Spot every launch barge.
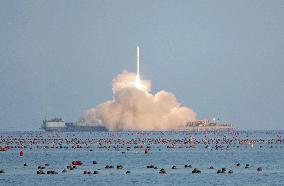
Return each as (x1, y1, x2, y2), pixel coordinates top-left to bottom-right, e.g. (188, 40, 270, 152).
(185, 118, 235, 131)
(41, 118, 108, 132)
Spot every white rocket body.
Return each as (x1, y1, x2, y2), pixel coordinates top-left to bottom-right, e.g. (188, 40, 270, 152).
(136, 46, 140, 80)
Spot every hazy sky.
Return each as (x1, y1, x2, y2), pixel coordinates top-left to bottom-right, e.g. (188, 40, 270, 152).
(0, 0, 283, 130)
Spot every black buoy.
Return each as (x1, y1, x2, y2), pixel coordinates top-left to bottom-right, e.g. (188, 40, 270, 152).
(38, 166, 45, 170)
(236, 163, 240, 167)
(159, 168, 166, 174)
(93, 161, 97, 165)
(126, 171, 131, 174)
(209, 166, 214, 169)
(0, 169, 5, 174)
(192, 168, 200, 173)
(37, 170, 45, 175)
(172, 166, 177, 170)
(24, 163, 27, 167)
(245, 164, 249, 168)
(257, 167, 262, 171)
(228, 170, 233, 174)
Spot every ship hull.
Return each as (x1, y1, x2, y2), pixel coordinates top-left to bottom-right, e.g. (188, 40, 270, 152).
(41, 126, 108, 132)
(185, 126, 235, 131)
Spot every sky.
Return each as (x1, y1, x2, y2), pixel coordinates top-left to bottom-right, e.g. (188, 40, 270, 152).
(0, 0, 283, 131)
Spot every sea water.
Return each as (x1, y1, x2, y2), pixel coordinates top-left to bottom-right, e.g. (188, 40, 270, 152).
(0, 131, 283, 186)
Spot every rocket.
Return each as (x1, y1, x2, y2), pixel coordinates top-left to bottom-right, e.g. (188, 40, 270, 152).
(136, 46, 140, 79)
(134, 46, 145, 90)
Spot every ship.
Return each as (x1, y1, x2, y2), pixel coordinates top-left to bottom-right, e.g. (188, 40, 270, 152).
(185, 118, 235, 131)
(41, 118, 108, 132)
(41, 117, 234, 132)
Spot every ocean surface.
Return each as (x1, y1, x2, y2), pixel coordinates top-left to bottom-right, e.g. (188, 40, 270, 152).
(0, 130, 283, 186)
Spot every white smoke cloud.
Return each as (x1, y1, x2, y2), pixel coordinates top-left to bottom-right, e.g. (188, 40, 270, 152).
(82, 71, 196, 131)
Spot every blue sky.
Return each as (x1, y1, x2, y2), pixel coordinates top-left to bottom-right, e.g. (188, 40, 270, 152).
(0, 0, 283, 130)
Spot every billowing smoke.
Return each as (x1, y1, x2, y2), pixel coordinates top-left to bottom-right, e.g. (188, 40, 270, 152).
(82, 71, 196, 131)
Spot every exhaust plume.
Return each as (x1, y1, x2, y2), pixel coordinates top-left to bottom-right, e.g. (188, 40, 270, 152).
(82, 71, 197, 131)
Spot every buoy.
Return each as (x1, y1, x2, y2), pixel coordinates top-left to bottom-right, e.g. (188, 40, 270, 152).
(72, 161, 82, 166)
(192, 168, 201, 173)
(147, 165, 154, 169)
(19, 151, 24, 156)
(159, 168, 166, 174)
(144, 149, 148, 154)
(38, 166, 45, 169)
(185, 164, 192, 168)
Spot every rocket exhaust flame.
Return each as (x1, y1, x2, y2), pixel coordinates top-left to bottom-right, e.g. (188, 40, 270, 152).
(82, 47, 197, 131)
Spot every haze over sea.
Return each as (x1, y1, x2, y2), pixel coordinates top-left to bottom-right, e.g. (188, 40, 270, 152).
(0, 130, 283, 185)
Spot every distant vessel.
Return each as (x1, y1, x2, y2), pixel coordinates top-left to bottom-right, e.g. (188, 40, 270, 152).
(185, 118, 235, 131)
(41, 118, 108, 132)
